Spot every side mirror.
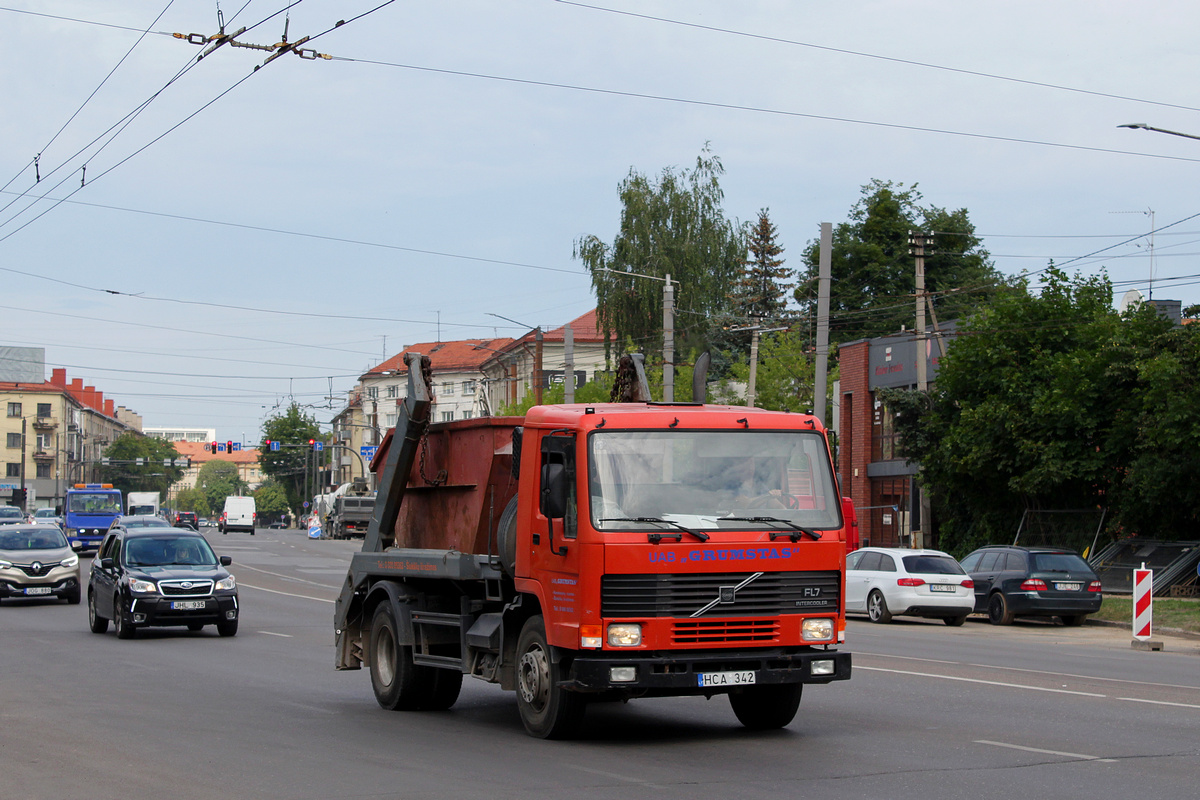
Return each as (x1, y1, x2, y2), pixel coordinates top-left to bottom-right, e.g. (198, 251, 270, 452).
(100, 557, 114, 570)
(540, 462, 568, 519)
(219, 555, 232, 566)
(70, 540, 82, 552)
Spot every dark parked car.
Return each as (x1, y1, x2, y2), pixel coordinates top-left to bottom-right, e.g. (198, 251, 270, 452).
(959, 545, 1102, 626)
(174, 511, 198, 530)
(87, 526, 238, 639)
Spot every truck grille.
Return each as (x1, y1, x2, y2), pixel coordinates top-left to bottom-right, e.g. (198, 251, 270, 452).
(601, 571, 840, 618)
(159, 580, 214, 597)
(672, 618, 779, 645)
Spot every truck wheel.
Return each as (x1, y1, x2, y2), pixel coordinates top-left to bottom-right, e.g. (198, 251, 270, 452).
(88, 589, 108, 634)
(369, 602, 433, 710)
(515, 615, 585, 739)
(729, 684, 803, 730)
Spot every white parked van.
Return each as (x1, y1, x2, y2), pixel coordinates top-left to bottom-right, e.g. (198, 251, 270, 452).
(221, 496, 256, 535)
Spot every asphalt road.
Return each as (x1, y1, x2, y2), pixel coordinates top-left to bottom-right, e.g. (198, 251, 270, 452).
(3, 528, 1197, 800)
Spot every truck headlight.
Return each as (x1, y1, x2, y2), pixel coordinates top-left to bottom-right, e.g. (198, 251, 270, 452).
(126, 577, 156, 593)
(607, 623, 642, 647)
(801, 618, 834, 641)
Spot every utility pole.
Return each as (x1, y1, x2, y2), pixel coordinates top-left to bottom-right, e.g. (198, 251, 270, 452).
(563, 325, 575, 404)
(663, 274, 675, 401)
(909, 231, 933, 392)
(908, 230, 934, 548)
(814, 222, 833, 424)
(739, 325, 786, 408)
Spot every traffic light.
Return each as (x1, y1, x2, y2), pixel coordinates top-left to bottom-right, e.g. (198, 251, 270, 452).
(211, 441, 218, 453)
(309, 438, 316, 449)
(227, 440, 233, 454)
(11, 488, 26, 509)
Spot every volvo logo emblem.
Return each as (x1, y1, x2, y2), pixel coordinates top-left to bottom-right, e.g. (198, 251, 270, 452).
(690, 572, 765, 617)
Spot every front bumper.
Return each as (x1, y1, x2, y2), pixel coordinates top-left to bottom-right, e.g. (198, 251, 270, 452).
(127, 593, 239, 627)
(0, 574, 79, 599)
(564, 646, 852, 695)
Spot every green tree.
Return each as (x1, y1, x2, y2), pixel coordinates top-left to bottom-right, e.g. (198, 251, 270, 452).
(884, 267, 1200, 552)
(197, 460, 244, 512)
(174, 486, 210, 517)
(711, 330, 829, 413)
(575, 145, 746, 363)
(100, 433, 184, 498)
(733, 208, 791, 321)
(253, 480, 290, 521)
(797, 180, 1006, 345)
(259, 403, 323, 511)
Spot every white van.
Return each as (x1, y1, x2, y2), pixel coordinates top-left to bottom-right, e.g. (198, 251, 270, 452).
(221, 496, 257, 535)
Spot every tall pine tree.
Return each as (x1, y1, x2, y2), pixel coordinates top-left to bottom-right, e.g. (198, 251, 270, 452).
(733, 208, 790, 321)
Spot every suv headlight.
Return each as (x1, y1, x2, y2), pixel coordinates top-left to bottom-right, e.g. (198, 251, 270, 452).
(60, 555, 79, 569)
(0, 559, 11, 570)
(215, 576, 236, 591)
(126, 576, 156, 593)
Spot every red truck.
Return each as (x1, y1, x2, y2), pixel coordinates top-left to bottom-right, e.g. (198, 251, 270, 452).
(335, 353, 852, 738)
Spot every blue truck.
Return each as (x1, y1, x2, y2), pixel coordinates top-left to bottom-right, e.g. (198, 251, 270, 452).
(65, 484, 123, 553)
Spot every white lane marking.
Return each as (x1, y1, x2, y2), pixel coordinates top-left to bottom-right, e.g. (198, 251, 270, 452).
(1116, 697, 1200, 710)
(232, 562, 341, 590)
(857, 666, 1106, 697)
(976, 740, 1117, 763)
(239, 582, 333, 603)
(568, 765, 660, 786)
(855, 651, 963, 665)
(258, 631, 293, 638)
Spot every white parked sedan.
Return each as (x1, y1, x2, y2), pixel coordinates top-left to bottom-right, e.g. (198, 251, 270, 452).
(845, 547, 975, 626)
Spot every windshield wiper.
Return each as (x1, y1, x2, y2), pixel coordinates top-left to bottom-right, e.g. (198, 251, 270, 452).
(721, 516, 821, 541)
(600, 517, 710, 542)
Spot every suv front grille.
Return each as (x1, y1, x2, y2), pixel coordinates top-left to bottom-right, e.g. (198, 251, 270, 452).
(159, 579, 214, 597)
(602, 571, 840, 618)
(16, 563, 54, 577)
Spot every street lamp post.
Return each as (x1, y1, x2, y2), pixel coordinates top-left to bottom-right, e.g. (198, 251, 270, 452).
(1118, 123, 1200, 141)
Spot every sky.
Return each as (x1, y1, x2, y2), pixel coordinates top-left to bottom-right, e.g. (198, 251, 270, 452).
(3, 1, 1199, 443)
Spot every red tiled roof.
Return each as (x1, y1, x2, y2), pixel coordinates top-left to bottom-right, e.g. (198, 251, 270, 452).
(365, 338, 513, 377)
(175, 441, 261, 465)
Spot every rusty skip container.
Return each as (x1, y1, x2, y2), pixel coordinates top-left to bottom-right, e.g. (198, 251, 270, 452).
(369, 416, 523, 555)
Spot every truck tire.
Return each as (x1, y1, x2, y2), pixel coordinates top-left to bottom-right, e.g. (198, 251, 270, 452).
(368, 602, 456, 711)
(497, 496, 519, 576)
(729, 684, 803, 730)
(515, 615, 585, 739)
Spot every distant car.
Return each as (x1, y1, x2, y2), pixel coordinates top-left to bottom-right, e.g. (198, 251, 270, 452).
(174, 511, 198, 530)
(846, 547, 975, 625)
(200, 518, 217, 528)
(110, 514, 174, 531)
(0, 524, 82, 604)
(959, 545, 1103, 626)
(0, 506, 25, 526)
(87, 527, 238, 639)
(31, 508, 63, 529)
(268, 520, 286, 529)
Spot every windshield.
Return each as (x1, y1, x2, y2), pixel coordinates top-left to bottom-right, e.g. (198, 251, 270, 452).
(34, 509, 57, 518)
(0, 507, 23, 519)
(0, 528, 68, 550)
(122, 535, 218, 567)
(69, 492, 121, 513)
(589, 429, 842, 531)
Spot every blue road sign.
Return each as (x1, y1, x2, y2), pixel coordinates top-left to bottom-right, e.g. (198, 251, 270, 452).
(361, 445, 378, 461)
(271, 441, 280, 451)
(315, 442, 324, 451)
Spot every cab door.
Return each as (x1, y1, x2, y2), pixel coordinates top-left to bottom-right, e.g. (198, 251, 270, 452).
(527, 431, 583, 647)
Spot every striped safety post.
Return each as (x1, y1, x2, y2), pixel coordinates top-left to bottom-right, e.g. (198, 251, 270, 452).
(1132, 566, 1153, 641)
